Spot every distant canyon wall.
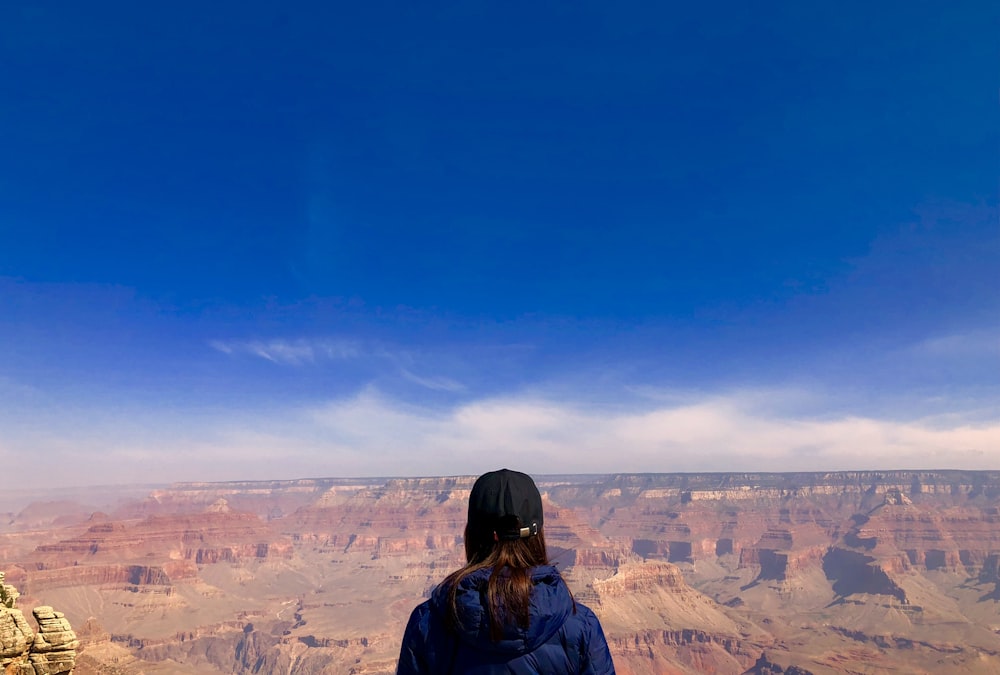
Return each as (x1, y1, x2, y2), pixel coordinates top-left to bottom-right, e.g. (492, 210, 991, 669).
(1, 470, 998, 674)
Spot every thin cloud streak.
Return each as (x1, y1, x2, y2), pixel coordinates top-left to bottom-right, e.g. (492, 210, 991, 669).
(399, 369, 467, 392)
(209, 338, 361, 365)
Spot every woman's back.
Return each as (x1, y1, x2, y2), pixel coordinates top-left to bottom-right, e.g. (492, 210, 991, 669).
(398, 565, 614, 674)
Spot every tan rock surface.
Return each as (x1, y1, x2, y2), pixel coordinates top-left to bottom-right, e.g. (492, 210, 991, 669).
(0, 608, 33, 662)
(0, 585, 78, 675)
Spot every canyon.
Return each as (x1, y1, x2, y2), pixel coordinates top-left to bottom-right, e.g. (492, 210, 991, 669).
(0, 471, 997, 674)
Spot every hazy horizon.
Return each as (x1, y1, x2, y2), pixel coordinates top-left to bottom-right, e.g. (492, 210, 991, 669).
(2, 2, 997, 489)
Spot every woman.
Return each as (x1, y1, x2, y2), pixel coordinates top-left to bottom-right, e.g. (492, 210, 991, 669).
(397, 469, 615, 674)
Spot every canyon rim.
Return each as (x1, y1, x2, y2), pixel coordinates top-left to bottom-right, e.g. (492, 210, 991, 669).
(0, 471, 997, 674)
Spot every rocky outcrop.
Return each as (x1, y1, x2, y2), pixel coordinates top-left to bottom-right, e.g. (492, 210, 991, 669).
(0, 607, 34, 668)
(592, 561, 687, 597)
(29, 607, 78, 675)
(743, 652, 815, 674)
(0, 593, 76, 675)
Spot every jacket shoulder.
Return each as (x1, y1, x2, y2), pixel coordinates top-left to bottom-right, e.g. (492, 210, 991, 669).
(561, 601, 601, 633)
(573, 602, 599, 621)
(397, 600, 436, 675)
(560, 602, 615, 674)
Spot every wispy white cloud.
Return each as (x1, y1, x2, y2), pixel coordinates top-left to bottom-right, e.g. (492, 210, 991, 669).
(4, 385, 997, 489)
(209, 335, 474, 395)
(209, 338, 361, 365)
(295, 388, 1000, 476)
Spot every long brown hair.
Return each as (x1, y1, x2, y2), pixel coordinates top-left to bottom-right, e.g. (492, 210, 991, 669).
(444, 518, 548, 641)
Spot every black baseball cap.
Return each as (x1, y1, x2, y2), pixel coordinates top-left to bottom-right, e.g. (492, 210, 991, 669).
(468, 469, 543, 540)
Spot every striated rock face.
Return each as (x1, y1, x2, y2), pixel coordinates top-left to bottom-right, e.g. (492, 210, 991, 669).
(20, 562, 195, 595)
(608, 628, 758, 674)
(0, 608, 34, 664)
(29, 606, 78, 675)
(0, 593, 77, 675)
(592, 560, 687, 597)
(34, 511, 290, 564)
(115, 478, 381, 520)
(17, 506, 290, 604)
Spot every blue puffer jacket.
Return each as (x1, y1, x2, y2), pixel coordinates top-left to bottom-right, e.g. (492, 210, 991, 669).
(396, 565, 615, 674)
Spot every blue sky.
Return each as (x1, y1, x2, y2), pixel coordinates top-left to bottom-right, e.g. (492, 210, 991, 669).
(1, 2, 997, 488)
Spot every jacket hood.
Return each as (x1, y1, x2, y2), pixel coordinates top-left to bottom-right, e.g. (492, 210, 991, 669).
(429, 565, 574, 656)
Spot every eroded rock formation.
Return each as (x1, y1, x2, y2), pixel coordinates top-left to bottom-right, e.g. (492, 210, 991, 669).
(0, 582, 76, 675)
